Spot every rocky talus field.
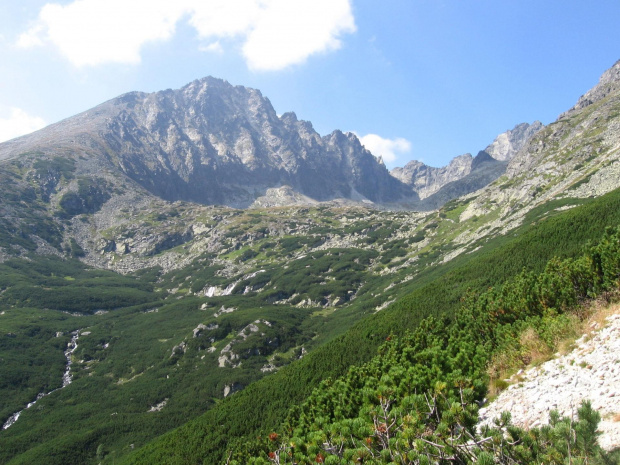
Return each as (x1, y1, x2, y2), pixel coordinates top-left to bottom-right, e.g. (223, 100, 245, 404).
(480, 304, 620, 451)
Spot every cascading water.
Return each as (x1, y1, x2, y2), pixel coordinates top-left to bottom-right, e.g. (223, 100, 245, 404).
(2, 330, 80, 430)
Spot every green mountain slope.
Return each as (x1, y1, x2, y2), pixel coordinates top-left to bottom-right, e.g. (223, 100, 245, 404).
(1, 61, 619, 464)
(227, 226, 620, 464)
(122, 187, 620, 465)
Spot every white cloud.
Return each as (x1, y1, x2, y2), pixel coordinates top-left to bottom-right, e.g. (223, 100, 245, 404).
(188, 0, 261, 38)
(17, 0, 356, 70)
(359, 134, 412, 164)
(18, 0, 184, 66)
(0, 108, 46, 143)
(199, 41, 224, 54)
(241, 0, 356, 71)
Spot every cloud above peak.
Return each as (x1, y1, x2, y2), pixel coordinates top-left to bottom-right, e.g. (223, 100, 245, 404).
(17, 0, 356, 71)
(359, 134, 412, 165)
(241, 0, 356, 71)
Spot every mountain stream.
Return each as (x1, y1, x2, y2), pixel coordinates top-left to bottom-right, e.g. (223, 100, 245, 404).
(2, 330, 81, 430)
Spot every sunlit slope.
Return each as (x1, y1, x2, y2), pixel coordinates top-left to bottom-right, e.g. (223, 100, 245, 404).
(123, 187, 620, 465)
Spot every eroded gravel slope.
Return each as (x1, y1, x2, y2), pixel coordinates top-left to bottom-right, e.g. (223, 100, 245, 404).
(479, 307, 620, 451)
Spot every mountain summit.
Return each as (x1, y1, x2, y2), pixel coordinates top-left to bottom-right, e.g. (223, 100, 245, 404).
(0, 77, 545, 210)
(0, 77, 415, 207)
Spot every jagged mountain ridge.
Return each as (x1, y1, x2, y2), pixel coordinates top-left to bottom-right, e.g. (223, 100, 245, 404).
(0, 77, 416, 208)
(390, 121, 543, 204)
(0, 61, 618, 274)
(0, 76, 544, 211)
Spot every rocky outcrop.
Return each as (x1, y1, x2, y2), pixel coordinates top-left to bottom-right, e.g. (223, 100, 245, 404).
(217, 319, 273, 368)
(483, 121, 543, 161)
(223, 382, 243, 397)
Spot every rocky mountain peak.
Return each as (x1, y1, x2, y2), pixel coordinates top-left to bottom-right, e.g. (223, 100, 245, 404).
(184, 75, 231, 89)
(449, 152, 474, 167)
(0, 77, 415, 208)
(561, 59, 620, 117)
(279, 111, 298, 124)
(600, 59, 620, 82)
(483, 121, 544, 162)
(470, 150, 495, 170)
(398, 159, 425, 171)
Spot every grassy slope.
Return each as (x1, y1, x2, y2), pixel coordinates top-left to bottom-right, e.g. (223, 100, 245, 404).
(0, 257, 164, 423)
(123, 187, 620, 465)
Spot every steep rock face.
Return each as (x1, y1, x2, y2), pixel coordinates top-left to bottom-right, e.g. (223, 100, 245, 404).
(560, 59, 620, 118)
(0, 77, 414, 207)
(483, 121, 544, 161)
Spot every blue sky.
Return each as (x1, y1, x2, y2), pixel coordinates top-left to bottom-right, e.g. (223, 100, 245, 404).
(0, 1, 619, 169)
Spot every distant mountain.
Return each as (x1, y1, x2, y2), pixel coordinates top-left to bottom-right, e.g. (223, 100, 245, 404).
(415, 150, 508, 211)
(0, 77, 545, 212)
(390, 121, 543, 209)
(390, 153, 474, 199)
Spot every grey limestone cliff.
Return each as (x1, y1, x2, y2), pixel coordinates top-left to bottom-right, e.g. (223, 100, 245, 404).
(484, 121, 544, 161)
(0, 77, 415, 208)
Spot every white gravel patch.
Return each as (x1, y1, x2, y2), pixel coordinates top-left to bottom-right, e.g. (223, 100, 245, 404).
(479, 311, 620, 451)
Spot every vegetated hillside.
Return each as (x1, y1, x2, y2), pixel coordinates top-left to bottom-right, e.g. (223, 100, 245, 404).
(123, 187, 620, 465)
(225, 226, 620, 464)
(0, 60, 619, 464)
(3, 187, 620, 465)
(0, 200, 551, 464)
